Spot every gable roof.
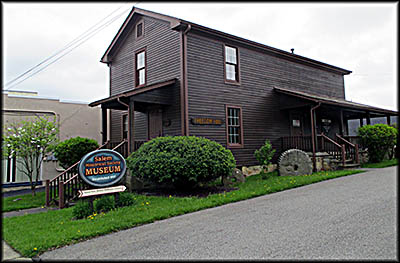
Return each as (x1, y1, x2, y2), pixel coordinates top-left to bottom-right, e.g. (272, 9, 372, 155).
(100, 6, 352, 75)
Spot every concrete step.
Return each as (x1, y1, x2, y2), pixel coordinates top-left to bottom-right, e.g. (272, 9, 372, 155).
(339, 163, 361, 169)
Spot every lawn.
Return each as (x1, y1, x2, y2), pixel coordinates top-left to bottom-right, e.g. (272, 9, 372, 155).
(2, 191, 46, 212)
(2, 169, 364, 258)
(361, 159, 398, 168)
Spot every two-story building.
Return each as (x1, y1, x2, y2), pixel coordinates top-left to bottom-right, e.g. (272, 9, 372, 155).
(89, 7, 397, 169)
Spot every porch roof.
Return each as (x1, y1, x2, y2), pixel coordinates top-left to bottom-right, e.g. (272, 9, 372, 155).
(89, 78, 177, 108)
(273, 86, 397, 116)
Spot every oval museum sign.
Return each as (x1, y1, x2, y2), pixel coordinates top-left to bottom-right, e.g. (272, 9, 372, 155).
(78, 149, 127, 187)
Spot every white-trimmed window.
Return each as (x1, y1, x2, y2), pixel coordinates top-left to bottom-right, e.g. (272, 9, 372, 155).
(135, 49, 146, 87)
(225, 45, 239, 82)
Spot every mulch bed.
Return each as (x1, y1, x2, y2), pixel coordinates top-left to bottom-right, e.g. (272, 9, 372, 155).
(134, 185, 238, 198)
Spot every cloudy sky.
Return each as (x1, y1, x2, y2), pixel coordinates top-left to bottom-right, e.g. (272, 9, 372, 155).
(2, 2, 397, 111)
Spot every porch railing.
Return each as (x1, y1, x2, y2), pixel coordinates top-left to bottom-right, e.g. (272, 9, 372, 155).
(335, 133, 359, 164)
(280, 135, 313, 152)
(318, 133, 345, 167)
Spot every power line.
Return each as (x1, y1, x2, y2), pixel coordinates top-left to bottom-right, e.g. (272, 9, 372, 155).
(5, 7, 132, 91)
(4, 5, 126, 88)
(4, 2, 139, 90)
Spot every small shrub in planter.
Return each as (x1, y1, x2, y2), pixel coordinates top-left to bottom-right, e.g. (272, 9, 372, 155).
(94, 195, 115, 213)
(358, 124, 397, 163)
(115, 192, 136, 207)
(126, 136, 236, 189)
(53, 137, 99, 169)
(72, 200, 93, 219)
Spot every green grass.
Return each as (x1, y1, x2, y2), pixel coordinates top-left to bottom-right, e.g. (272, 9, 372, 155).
(2, 191, 46, 212)
(3, 169, 364, 258)
(361, 159, 398, 168)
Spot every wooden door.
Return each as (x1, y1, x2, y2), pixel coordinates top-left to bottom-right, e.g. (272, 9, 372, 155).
(148, 109, 163, 140)
(290, 112, 304, 136)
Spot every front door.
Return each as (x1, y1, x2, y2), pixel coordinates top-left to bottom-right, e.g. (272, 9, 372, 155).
(290, 112, 304, 136)
(148, 108, 163, 140)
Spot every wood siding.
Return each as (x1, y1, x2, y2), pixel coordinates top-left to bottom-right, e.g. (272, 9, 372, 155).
(109, 15, 182, 142)
(186, 30, 346, 166)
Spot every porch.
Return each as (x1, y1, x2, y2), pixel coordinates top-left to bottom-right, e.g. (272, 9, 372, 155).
(274, 87, 397, 171)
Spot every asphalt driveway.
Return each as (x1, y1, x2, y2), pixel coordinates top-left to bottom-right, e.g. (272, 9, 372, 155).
(40, 166, 397, 260)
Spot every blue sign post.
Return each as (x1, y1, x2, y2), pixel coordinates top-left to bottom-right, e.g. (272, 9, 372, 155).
(78, 149, 127, 188)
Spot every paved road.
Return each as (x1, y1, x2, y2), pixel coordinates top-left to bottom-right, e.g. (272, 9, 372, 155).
(40, 167, 397, 260)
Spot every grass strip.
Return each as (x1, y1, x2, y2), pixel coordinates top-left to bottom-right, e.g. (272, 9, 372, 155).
(2, 191, 46, 212)
(361, 159, 398, 168)
(3, 169, 363, 258)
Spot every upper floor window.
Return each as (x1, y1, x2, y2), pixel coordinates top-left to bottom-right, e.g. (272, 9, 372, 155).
(135, 49, 146, 87)
(136, 22, 143, 38)
(224, 45, 239, 83)
(226, 105, 243, 147)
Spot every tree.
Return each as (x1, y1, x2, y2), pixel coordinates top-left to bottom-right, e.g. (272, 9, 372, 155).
(2, 116, 59, 196)
(53, 137, 99, 169)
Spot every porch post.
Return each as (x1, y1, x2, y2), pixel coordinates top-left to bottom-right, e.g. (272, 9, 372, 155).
(310, 102, 321, 172)
(366, 111, 371, 125)
(339, 109, 345, 135)
(359, 118, 363, 127)
(101, 106, 108, 144)
(128, 99, 135, 154)
(313, 109, 318, 152)
(386, 115, 391, 125)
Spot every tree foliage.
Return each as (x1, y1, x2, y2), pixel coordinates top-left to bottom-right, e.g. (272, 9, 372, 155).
(53, 136, 99, 169)
(2, 116, 59, 195)
(358, 124, 397, 163)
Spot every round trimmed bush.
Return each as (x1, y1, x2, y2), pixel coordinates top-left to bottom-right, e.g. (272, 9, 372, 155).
(126, 136, 236, 189)
(53, 136, 99, 168)
(358, 124, 397, 163)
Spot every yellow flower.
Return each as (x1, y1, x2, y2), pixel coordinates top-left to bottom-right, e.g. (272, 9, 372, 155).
(169, 195, 172, 198)
(78, 230, 80, 232)
(93, 213, 97, 216)
(33, 248, 37, 251)
(146, 202, 150, 205)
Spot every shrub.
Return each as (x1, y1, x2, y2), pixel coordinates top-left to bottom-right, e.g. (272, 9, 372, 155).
(53, 137, 99, 169)
(126, 136, 236, 189)
(72, 200, 93, 219)
(115, 192, 136, 207)
(358, 124, 398, 163)
(254, 139, 276, 170)
(94, 195, 115, 213)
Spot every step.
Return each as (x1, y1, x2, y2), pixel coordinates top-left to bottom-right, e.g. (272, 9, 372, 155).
(339, 163, 361, 169)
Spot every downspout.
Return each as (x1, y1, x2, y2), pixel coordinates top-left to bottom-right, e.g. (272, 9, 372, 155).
(181, 24, 191, 136)
(310, 102, 321, 172)
(117, 97, 129, 109)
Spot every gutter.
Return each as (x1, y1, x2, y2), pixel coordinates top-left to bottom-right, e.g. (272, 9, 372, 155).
(180, 24, 191, 136)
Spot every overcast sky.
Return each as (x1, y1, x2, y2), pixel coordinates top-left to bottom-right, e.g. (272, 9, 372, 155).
(2, 2, 398, 111)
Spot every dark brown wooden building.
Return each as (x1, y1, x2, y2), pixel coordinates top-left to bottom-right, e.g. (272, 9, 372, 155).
(90, 7, 397, 168)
